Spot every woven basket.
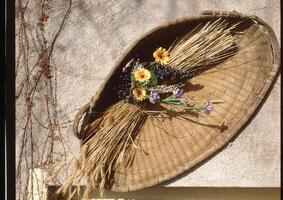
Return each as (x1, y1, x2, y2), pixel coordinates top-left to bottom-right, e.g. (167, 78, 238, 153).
(73, 10, 280, 192)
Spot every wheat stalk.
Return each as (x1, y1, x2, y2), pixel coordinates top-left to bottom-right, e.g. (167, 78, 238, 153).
(57, 101, 145, 199)
(169, 18, 240, 72)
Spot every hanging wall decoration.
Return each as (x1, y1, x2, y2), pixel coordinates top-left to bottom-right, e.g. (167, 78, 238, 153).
(57, 11, 280, 199)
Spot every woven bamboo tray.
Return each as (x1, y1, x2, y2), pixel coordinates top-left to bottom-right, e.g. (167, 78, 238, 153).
(73, 10, 280, 192)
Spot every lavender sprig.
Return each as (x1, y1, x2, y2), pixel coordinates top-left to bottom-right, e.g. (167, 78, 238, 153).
(149, 91, 160, 104)
(150, 88, 213, 114)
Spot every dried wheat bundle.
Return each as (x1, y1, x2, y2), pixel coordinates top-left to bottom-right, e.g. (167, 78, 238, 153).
(169, 19, 239, 72)
(57, 101, 145, 199)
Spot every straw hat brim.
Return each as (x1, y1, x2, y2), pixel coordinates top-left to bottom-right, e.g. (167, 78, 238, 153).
(74, 11, 280, 192)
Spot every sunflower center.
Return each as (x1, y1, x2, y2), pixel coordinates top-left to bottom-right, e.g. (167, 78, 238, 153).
(157, 53, 163, 59)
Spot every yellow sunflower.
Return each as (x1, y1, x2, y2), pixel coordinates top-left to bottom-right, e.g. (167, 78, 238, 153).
(133, 68, 151, 83)
(132, 87, 146, 101)
(153, 47, 170, 65)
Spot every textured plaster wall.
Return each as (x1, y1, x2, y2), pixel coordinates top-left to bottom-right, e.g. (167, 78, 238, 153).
(18, 0, 280, 193)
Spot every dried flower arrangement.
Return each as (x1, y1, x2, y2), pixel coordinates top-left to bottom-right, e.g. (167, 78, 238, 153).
(57, 19, 239, 199)
(115, 56, 210, 113)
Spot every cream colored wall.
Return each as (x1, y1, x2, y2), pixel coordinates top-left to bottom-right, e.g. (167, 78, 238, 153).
(59, 188, 280, 200)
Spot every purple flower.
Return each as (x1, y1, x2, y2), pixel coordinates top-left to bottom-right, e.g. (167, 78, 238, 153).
(172, 88, 184, 98)
(149, 91, 160, 104)
(203, 101, 213, 115)
(180, 98, 188, 105)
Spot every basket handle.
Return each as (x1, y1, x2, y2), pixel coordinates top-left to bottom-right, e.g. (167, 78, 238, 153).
(73, 97, 96, 140)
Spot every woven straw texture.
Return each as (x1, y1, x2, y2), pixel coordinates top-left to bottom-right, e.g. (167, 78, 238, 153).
(74, 11, 280, 192)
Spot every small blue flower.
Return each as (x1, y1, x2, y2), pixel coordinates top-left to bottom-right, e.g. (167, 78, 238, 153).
(180, 98, 188, 105)
(203, 101, 213, 115)
(172, 88, 184, 98)
(149, 91, 160, 104)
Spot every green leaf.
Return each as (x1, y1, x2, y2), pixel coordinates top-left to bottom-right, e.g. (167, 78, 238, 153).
(148, 70, 158, 86)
